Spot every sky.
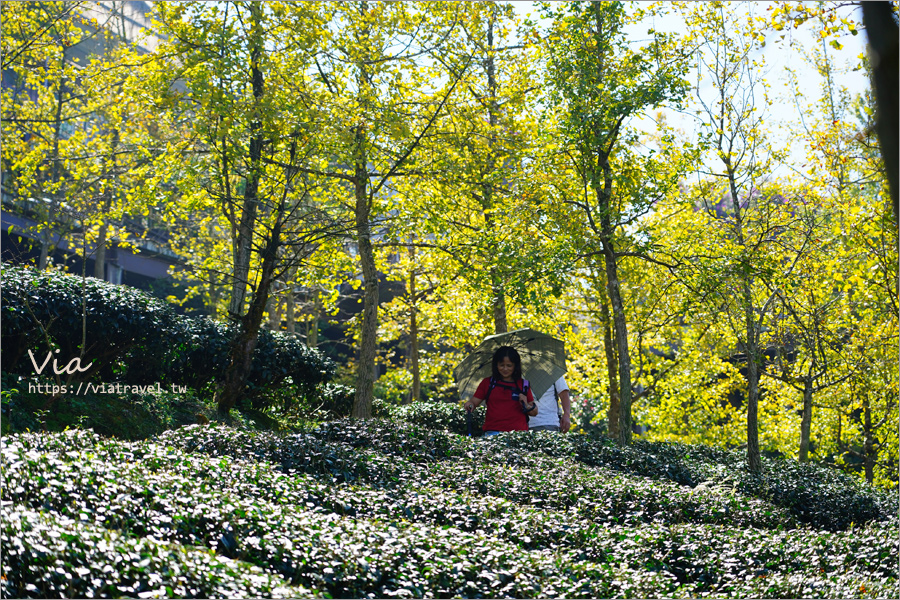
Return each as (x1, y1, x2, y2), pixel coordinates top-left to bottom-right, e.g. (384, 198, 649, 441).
(509, 1, 873, 180)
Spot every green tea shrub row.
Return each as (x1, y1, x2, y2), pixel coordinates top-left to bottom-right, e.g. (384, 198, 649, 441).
(1, 507, 308, 599)
(380, 400, 486, 436)
(3, 430, 897, 599)
(156, 425, 797, 530)
(2, 264, 173, 379)
(166, 420, 893, 531)
(370, 404, 896, 531)
(1, 434, 618, 598)
(1, 265, 334, 409)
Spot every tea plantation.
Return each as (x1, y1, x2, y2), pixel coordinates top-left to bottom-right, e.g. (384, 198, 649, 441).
(2, 411, 898, 599)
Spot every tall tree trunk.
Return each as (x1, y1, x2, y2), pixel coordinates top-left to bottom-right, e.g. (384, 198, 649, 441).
(744, 333, 762, 472)
(218, 228, 281, 415)
(599, 283, 620, 439)
(408, 245, 420, 404)
(286, 285, 296, 334)
(483, 14, 507, 335)
(267, 285, 280, 330)
(491, 277, 508, 334)
(861, 1, 899, 226)
(353, 160, 378, 419)
(208, 276, 220, 319)
(227, 5, 264, 320)
(40, 57, 67, 270)
(863, 392, 875, 484)
(596, 156, 632, 445)
(218, 3, 266, 415)
(798, 377, 814, 462)
(94, 129, 119, 280)
(94, 224, 108, 280)
(724, 154, 762, 473)
(307, 304, 319, 347)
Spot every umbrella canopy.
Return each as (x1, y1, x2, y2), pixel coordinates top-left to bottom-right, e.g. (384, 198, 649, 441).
(453, 328, 567, 403)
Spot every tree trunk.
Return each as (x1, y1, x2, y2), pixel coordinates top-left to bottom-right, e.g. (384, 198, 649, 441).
(218, 224, 281, 414)
(743, 309, 762, 473)
(599, 285, 620, 439)
(798, 377, 814, 462)
(227, 5, 264, 321)
(208, 277, 220, 319)
(307, 313, 319, 347)
(40, 57, 67, 270)
(286, 286, 296, 334)
(267, 286, 280, 330)
(218, 3, 267, 415)
(861, 1, 899, 226)
(94, 128, 119, 280)
(863, 392, 875, 484)
(94, 224, 108, 280)
(605, 243, 632, 446)
(595, 158, 632, 445)
(484, 13, 508, 335)
(352, 145, 378, 418)
(408, 245, 420, 404)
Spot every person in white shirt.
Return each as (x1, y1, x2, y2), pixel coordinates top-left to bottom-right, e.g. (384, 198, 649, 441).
(529, 376, 571, 432)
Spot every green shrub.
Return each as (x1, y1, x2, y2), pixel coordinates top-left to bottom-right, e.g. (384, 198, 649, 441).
(376, 402, 897, 531)
(1, 264, 178, 379)
(2, 507, 308, 599)
(382, 400, 485, 436)
(311, 383, 356, 418)
(1, 265, 335, 411)
(3, 427, 897, 599)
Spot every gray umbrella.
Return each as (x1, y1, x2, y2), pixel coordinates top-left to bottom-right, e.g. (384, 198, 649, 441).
(453, 328, 567, 403)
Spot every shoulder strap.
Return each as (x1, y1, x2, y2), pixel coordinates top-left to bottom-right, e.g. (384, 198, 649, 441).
(485, 377, 498, 404)
(554, 383, 561, 418)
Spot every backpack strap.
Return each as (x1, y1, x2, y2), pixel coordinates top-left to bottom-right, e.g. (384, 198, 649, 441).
(554, 383, 562, 419)
(484, 377, 498, 404)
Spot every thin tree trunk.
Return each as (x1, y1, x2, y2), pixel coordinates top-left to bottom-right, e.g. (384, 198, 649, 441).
(798, 378, 814, 462)
(286, 285, 296, 334)
(208, 276, 220, 319)
(744, 339, 762, 472)
(307, 308, 319, 347)
(483, 14, 507, 335)
(408, 245, 420, 404)
(218, 3, 266, 415)
(599, 285, 620, 439)
(267, 286, 280, 330)
(218, 228, 281, 414)
(94, 129, 119, 280)
(227, 6, 264, 320)
(724, 152, 762, 473)
(40, 56, 67, 270)
(605, 243, 632, 445)
(863, 392, 875, 484)
(94, 225, 108, 279)
(353, 160, 378, 419)
(596, 158, 632, 445)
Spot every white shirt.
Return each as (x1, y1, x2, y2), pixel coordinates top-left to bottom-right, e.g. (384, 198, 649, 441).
(529, 376, 568, 428)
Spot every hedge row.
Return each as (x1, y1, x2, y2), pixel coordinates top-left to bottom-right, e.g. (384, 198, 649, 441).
(2, 428, 897, 599)
(1, 265, 334, 408)
(371, 402, 896, 531)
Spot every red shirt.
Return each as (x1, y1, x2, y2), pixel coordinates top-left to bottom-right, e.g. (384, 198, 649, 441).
(475, 377, 535, 432)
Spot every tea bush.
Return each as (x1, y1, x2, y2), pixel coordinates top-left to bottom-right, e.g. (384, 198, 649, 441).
(380, 400, 486, 436)
(1, 265, 334, 411)
(2, 422, 897, 599)
(1, 264, 177, 379)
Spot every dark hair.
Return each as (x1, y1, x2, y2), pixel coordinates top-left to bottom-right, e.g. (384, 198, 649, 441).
(491, 346, 522, 381)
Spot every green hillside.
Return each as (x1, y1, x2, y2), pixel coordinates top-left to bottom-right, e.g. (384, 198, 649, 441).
(2, 412, 897, 599)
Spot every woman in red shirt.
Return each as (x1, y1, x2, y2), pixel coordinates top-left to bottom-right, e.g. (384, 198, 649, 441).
(464, 346, 537, 435)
